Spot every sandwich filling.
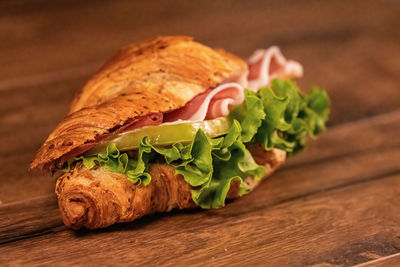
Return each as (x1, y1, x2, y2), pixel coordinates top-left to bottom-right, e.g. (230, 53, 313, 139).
(61, 47, 330, 208)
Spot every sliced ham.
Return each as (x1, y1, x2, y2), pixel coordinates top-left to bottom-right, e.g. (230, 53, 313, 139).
(221, 69, 249, 88)
(247, 46, 303, 91)
(205, 83, 244, 120)
(164, 83, 245, 122)
(119, 113, 163, 132)
(165, 47, 303, 122)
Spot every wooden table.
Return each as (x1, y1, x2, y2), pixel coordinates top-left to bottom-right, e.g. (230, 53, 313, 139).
(1, 0, 400, 265)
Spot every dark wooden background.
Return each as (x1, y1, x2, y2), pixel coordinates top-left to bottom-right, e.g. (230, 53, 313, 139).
(1, 0, 400, 265)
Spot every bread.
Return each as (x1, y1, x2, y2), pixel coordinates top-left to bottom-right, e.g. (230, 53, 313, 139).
(56, 148, 285, 229)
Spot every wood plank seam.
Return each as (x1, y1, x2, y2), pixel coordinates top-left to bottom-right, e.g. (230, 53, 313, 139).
(327, 108, 400, 133)
(0, 225, 65, 246)
(354, 252, 400, 267)
(285, 144, 400, 171)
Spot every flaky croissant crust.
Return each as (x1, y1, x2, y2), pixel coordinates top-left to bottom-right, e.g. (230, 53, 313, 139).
(30, 36, 247, 170)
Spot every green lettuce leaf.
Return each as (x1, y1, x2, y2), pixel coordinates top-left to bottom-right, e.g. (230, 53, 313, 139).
(255, 79, 330, 154)
(175, 129, 214, 187)
(70, 142, 153, 185)
(239, 90, 266, 142)
(189, 120, 264, 208)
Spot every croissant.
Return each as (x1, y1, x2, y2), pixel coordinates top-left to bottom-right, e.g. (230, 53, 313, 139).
(31, 36, 330, 229)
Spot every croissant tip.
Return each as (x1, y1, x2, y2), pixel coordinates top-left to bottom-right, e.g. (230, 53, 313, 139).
(62, 199, 87, 229)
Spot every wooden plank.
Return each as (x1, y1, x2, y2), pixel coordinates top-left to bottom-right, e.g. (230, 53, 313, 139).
(0, 0, 399, 82)
(0, 196, 63, 245)
(1, 0, 400, 124)
(1, 169, 399, 265)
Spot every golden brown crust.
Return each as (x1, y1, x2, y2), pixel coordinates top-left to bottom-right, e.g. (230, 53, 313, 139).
(30, 36, 247, 170)
(56, 148, 286, 229)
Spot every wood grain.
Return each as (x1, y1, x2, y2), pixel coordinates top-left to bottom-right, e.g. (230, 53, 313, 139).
(1, 0, 398, 81)
(1, 0, 400, 265)
(0, 196, 62, 245)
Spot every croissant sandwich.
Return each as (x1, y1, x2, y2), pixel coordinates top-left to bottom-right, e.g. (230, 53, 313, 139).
(30, 36, 330, 229)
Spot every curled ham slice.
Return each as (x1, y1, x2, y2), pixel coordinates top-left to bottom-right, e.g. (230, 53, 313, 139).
(247, 46, 303, 91)
(165, 47, 303, 122)
(164, 83, 245, 122)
